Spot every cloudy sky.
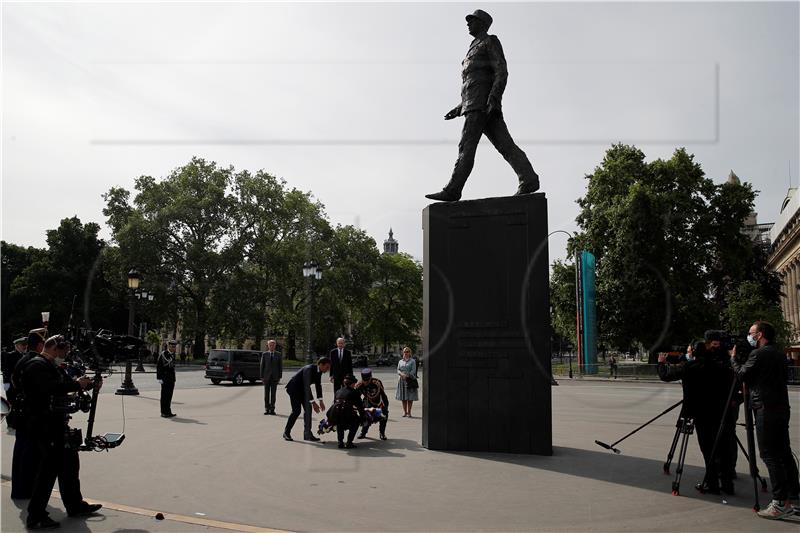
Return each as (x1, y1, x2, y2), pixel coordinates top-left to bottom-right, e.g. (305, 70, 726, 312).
(2, 1, 798, 263)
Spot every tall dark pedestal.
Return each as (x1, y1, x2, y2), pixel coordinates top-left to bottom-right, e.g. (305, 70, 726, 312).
(422, 193, 552, 455)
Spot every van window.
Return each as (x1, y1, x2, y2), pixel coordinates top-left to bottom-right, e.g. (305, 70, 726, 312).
(234, 351, 260, 364)
(208, 350, 230, 363)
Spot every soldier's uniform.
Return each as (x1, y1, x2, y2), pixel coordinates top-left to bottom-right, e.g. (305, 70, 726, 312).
(433, 9, 539, 201)
(10, 328, 46, 499)
(355, 368, 389, 440)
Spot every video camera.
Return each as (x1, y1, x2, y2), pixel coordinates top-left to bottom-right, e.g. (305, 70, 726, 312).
(67, 328, 145, 371)
(61, 328, 140, 452)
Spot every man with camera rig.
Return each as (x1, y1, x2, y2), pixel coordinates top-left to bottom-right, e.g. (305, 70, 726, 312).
(733, 321, 800, 519)
(658, 331, 737, 496)
(20, 334, 103, 529)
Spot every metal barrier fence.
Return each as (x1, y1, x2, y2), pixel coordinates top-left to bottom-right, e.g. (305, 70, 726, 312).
(551, 361, 800, 385)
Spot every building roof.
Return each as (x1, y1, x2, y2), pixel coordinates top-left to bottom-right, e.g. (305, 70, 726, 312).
(771, 187, 799, 244)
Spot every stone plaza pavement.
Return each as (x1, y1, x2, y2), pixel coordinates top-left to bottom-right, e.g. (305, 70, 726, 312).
(2, 368, 799, 532)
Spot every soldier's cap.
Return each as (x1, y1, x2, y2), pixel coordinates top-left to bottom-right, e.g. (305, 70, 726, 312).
(168, 340, 178, 345)
(14, 337, 28, 345)
(343, 374, 358, 384)
(360, 368, 373, 378)
(466, 9, 493, 28)
(27, 328, 47, 346)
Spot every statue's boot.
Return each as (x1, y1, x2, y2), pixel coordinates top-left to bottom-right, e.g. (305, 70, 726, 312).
(515, 175, 540, 195)
(425, 189, 461, 202)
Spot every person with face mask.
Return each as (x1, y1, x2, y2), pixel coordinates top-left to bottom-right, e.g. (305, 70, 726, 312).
(20, 334, 103, 529)
(658, 337, 737, 496)
(733, 321, 799, 520)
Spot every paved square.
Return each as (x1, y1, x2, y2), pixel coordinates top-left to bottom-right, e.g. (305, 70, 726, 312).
(2, 368, 798, 532)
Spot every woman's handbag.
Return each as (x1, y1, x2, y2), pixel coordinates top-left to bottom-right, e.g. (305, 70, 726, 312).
(406, 375, 419, 390)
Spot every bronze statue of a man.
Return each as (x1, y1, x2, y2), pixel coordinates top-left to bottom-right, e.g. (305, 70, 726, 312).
(426, 10, 540, 202)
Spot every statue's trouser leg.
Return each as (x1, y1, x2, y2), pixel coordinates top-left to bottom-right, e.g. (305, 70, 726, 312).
(444, 112, 488, 195)
(484, 113, 539, 188)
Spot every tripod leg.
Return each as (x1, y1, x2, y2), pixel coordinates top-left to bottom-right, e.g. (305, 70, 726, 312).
(664, 419, 683, 474)
(672, 420, 693, 496)
(735, 434, 768, 492)
(742, 385, 761, 512)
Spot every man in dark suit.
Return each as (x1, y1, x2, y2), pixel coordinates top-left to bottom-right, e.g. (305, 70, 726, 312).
(283, 357, 330, 442)
(425, 9, 539, 202)
(260, 339, 283, 415)
(328, 337, 353, 392)
(156, 340, 177, 418)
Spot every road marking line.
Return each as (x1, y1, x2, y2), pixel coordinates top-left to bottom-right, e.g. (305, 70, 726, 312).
(1, 480, 291, 533)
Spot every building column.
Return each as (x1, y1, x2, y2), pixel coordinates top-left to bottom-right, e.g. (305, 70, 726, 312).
(791, 263, 799, 334)
(781, 267, 790, 324)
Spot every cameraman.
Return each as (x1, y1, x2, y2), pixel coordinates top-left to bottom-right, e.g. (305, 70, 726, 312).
(733, 321, 799, 520)
(22, 335, 103, 529)
(658, 334, 737, 495)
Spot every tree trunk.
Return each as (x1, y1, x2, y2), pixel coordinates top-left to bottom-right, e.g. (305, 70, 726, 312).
(286, 329, 296, 360)
(194, 331, 205, 359)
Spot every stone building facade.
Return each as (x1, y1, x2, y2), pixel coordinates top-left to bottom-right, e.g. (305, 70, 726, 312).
(767, 187, 800, 344)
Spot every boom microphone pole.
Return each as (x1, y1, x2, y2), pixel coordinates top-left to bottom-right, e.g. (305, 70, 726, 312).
(596, 399, 683, 454)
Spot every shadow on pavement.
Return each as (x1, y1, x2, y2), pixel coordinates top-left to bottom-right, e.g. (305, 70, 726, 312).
(449, 446, 764, 510)
(168, 417, 206, 425)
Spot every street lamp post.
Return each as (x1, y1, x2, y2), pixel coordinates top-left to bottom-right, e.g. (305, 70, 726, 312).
(302, 262, 322, 364)
(117, 268, 141, 395)
(134, 291, 154, 372)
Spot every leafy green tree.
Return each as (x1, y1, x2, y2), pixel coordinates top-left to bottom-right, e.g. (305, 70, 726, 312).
(103, 158, 246, 358)
(550, 260, 577, 348)
(3, 218, 127, 343)
(2, 241, 47, 345)
(571, 144, 768, 362)
(723, 281, 793, 345)
(364, 253, 422, 353)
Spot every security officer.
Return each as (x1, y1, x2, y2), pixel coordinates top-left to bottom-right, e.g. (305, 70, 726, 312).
(23, 335, 102, 529)
(426, 9, 540, 202)
(10, 328, 46, 499)
(355, 368, 389, 440)
(658, 338, 737, 495)
(157, 340, 177, 418)
(2, 335, 28, 401)
(260, 339, 283, 415)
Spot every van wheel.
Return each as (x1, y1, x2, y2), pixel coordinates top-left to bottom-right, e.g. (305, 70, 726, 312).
(210, 378, 221, 385)
(233, 373, 245, 386)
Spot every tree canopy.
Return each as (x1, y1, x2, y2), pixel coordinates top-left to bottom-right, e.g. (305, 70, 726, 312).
(560, 144, 785, 360)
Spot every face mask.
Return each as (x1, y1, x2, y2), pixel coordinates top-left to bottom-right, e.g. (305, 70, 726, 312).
(685, 353, 693, 361)
(747, 334, 758, 347)
(54, 356, 65, 366)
